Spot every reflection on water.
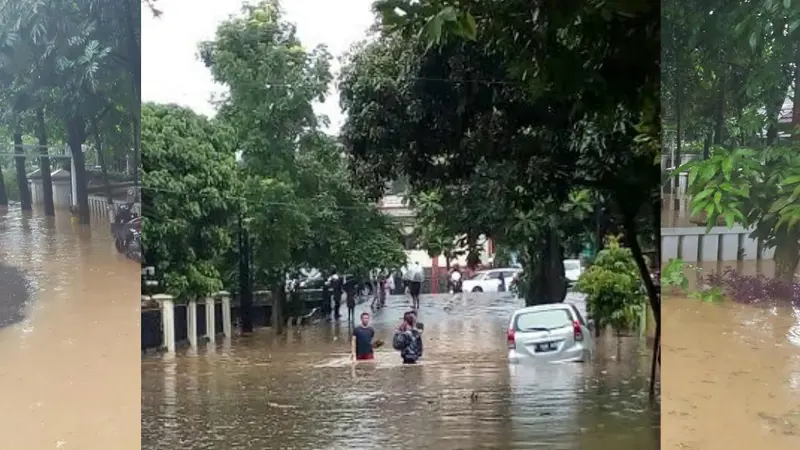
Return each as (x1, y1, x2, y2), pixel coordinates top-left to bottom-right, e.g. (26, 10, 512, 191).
(662, 261, 800, 449)
(0, 205, 140, 449)
(142, 293, 659, 449)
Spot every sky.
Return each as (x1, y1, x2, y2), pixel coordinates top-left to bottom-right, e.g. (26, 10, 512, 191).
(142, 0, 375, 133)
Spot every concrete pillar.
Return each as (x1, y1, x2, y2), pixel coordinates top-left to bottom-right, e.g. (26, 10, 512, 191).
(218, 291, 232, 338)
(153, 294, 175, 354)
(187, 298, 198, 349)
(205, 295, 216, 344)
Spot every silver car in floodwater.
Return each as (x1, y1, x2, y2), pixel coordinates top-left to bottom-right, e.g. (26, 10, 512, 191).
(507, 303, 594, 363)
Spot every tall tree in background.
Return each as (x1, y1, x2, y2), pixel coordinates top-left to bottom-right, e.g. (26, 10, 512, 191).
(0, 0, 140, 222)
(665, 0, 800, 280)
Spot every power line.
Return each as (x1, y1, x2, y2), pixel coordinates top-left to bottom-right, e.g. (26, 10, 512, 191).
(140, 185, 401, 212)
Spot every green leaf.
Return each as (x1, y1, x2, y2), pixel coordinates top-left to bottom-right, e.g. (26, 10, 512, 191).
(722, 157, 733, 180)
(438, 6, 458, 22)
(693, 189, 713, 202)
(749, 32, 757, 49)
(723, 212, 735, 228)
(779, 175, 800, 186)
(461, 11, 477, 40)
(713, 191, 722, 205)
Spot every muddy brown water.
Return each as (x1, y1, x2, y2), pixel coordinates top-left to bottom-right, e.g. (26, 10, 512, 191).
(662, 261, 800, 449)
(0, 205, 141, 449)
(142, 293, 659, 449)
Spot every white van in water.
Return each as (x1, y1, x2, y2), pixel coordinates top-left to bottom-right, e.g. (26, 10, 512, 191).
(507, 303, 594, 363)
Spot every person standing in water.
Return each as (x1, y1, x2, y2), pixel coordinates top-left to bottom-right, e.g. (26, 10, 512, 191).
(351, 312, 376, 361)
(409, 262, 423, 309)
(330, 271, 343, 320)
(392, 311, 423, 364)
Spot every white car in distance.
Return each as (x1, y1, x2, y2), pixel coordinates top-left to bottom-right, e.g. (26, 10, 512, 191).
(461, 268, 522, 293)
(564, 259, 583, 284)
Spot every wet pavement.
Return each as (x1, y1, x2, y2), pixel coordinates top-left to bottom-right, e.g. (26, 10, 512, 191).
(0, 204, 141, 449)
(662, 261, 800, 450)
(142, 292, 660, 449)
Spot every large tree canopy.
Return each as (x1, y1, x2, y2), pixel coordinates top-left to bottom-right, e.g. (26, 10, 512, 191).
(339, 0, 659, 312)
(0, 0, 140, 222)
(664, 0, 800, 280)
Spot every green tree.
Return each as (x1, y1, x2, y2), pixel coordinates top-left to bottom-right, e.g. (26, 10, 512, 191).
(141, 103, 239, 300)
(0, 0, 140, 222)
(198, 1, 407, 332)
(339, 1, 659, 310)
(576, 239, 646, 335)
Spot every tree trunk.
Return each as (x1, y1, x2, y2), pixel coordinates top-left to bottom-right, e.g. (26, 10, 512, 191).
(673, 71, 682, 205)
(125, 0, 141, 202)
(713, 78, 725, 147)
(525, 225, 566, 306)
(0, 165, 7, 206)
(273, 282, 286, 335)
(774, 236, 800, 283)
(13, 130, 32, 211)
(238, 215, 254, 333)
(619, 205, 660, 399)
(793, 51, 800, 141)
(702, 132, 712, 160)
(36, 109, 55, 217)
(91, 120, 114, 205)
(649, 315, 661, 399)
(67, 117, 91, 225)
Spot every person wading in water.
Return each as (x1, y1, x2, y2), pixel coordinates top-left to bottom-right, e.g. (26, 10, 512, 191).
(330, 271, 343, 320)
(351, 312, 376, 361)
(392, 311, 423, 364)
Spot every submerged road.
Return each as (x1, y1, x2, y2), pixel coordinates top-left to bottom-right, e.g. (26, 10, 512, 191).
(0, 204, 141, 449)
(142, 292, 659, 449)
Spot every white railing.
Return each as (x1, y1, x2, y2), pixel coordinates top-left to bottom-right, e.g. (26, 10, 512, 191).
(661, 225, 772, 262)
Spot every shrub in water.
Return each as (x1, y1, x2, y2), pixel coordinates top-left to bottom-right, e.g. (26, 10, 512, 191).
(705, 268, 799, 307)
(576, 240, 645, 333)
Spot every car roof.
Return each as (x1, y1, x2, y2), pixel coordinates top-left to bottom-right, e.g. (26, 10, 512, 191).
(512, 303, 575, 315)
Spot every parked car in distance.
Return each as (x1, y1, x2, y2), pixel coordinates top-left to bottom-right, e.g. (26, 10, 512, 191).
(507, 303, 594, 363)
(563, 259, 583, 283)
(461, 268, 522, 293)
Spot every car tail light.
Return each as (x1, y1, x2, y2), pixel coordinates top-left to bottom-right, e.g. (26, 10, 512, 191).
(573, 320, 583, 342)
(506, 328, 516, 349)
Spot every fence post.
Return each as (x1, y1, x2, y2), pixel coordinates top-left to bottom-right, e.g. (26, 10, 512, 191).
(152, 293, 175, 354)
(187, 298, 198, 348)
(218, 291, 232, 338)
(205, 295, 216, 344)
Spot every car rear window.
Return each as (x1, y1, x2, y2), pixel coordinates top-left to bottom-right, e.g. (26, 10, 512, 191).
(514, 309, 573, 331)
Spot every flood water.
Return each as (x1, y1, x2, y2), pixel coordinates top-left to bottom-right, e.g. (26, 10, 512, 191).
(662, 261, 800, 449)
(142, 293, 659, 449)
(0, 204, 141, 449)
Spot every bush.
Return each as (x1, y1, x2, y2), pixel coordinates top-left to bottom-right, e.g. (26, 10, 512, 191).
(706, 268, 799, 307)
(575, 241, 646, 333)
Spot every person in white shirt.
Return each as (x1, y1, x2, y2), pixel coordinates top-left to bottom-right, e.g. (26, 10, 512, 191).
(409, 262, 424, 309)
(449, 264, 463, 294)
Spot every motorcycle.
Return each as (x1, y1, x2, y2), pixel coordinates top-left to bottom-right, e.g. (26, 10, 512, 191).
(126, 229, 142, 262)
(112, 203, 140, 254)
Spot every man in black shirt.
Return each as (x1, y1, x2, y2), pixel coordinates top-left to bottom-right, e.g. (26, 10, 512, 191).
(351, 312, 375, 361)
